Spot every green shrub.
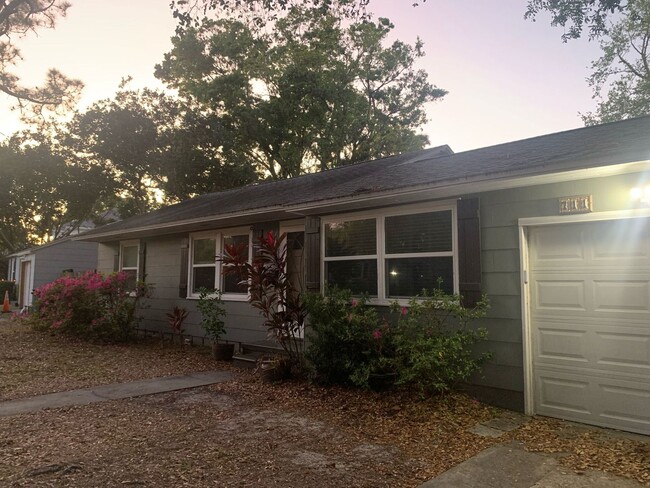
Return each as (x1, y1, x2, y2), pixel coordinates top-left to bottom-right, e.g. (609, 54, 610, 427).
(0, 280, 16, 302)
(305, 287, 392, 387)
(196, 288, 227, 341)
(392, 288, 491, 395)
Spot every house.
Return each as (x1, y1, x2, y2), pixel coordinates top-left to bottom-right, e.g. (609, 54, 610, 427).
(7, 238, 99, 308)
(78, 116, 650, 436)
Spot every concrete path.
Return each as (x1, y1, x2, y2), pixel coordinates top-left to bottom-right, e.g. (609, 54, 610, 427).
(419, 441, 645, 488)
(0, 370, 234, 417)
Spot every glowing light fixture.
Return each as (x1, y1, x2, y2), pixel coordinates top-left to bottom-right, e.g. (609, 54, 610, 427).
(631, 185, 650, 206)
(390, 270, 398, 276)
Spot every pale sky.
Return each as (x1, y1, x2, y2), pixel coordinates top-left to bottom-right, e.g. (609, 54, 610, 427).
(0, 0, 603, 152)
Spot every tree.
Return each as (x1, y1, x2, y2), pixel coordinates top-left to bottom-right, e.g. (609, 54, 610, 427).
(64, 87, 258, 215)
(582, 0, 650, 124)
(156, 6, 446, 178)
(525, 0, 650, 124)
(525, 0, 625, 41)
(0, 142, 108, 254)
(0, 0, 82, 115)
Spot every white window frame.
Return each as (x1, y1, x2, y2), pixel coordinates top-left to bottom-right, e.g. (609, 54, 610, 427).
(321, 201, 458, 305)
(119, 240, 140, 278)
(188, 227, 252, 301)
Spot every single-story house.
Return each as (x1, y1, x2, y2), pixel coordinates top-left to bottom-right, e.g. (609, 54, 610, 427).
(78, 116, 650, 435)
(7, 238, 99, 308)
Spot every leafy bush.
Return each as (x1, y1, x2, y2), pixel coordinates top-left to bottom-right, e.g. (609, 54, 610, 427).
(0, 280, 16, 302)
(305, 284, 491, 394)
(305, 287, 393, 387)
(392, 288, 491, 395)
(196, 288, 227, 341)
(26, 271, 151, 342)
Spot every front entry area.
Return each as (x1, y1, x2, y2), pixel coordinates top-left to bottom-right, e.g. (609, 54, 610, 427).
(527, 217, 650, 435)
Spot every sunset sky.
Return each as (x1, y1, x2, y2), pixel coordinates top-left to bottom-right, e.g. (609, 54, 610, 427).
(0, 0, 603, 152)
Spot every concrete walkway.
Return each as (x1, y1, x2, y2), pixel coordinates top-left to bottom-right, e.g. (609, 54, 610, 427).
(420, 441, 645, 488)
(0, 370, 234, 417)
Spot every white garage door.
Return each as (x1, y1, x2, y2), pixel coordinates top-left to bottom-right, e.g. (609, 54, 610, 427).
(529, 218, 650, 435)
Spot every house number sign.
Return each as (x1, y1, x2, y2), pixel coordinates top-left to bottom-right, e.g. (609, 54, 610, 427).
(559, 195, 593, 214)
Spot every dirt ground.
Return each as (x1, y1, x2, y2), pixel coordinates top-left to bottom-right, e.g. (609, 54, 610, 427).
(1, 318, 648, 487)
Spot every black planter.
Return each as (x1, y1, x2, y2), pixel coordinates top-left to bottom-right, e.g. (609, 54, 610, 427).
(212, 342, 235, 361)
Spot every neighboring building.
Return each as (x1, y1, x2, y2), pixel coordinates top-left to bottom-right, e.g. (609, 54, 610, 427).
(78, 116, 650, 436)
(7, 238, 99, 308)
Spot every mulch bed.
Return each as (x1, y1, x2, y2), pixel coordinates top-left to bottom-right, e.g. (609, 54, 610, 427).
(0, 319, 648, 486)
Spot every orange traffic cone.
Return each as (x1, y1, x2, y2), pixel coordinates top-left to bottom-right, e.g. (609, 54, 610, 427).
(2, 290, 10, 313)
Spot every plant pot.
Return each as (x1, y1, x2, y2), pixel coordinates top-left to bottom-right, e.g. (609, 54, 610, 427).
(212, 342, 235, 361)
(368, 372, 397, 392)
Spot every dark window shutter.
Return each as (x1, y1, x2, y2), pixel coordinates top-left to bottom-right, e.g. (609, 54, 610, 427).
(304, 216, 321, 292)
(457, 198, 482, 307)
(113, 247, 120, 273)
(179, 238, 189, 298)
(138, 240, 147, 282)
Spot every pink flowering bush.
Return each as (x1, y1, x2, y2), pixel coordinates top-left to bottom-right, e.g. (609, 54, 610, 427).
(27, 271, 151, 342)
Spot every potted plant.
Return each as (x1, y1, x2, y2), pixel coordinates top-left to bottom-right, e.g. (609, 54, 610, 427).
(196, 288, 234, 361)
(166, 306, 189, 347)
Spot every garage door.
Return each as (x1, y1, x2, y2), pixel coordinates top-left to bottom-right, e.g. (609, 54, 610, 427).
(529, 218, 650, 435)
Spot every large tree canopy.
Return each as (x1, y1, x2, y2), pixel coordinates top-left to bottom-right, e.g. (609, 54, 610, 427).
(525, 0, 624, 41)
(0, 0, 82, 115)
(157, 6, 445, 178)
(64, 87, 258, 216)
(0, 142, 108, 254)
(525, 0, 650, 124)
(582, 0, 650, 124)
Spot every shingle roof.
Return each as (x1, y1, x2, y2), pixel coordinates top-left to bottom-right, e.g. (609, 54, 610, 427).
(80, 115, 650, 239)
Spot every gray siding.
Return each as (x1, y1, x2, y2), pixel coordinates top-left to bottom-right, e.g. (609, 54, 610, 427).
(472, 170, 644, 409)
(136, 235, 266, 343)
(97, 243, 118, 274)
(32, 241, 98, 289)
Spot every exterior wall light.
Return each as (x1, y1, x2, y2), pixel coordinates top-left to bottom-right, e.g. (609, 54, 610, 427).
(631, 185, 650, 206)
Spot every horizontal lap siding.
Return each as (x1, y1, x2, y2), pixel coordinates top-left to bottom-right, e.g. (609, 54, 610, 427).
(137, 236, 265, 343)
(97, 243, 117, 274)
(472, 171, 646, 410)
(33, 242, 98, 288)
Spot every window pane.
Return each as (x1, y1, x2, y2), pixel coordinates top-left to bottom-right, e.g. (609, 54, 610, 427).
(325, 219, 376, 257)
(221, 234, 248, 294)
(385, 210, 452, 254)
(194, 238, 216, 264)
(222, 272, 246, 294)
(223, 234, 249, 252)
(325, 260, 377, 296)
(123, 269, 137, 291)
(122, 245, 138, 268)
(193, 266, 216, 293)
(386, 257, 453, 297)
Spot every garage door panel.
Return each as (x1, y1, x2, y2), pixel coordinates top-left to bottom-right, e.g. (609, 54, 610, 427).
(536, 374, 592, 415)
(590, 220, 650, 264)
(530, 226, 585, 264)
(596, 332, 650, 370)
(535, 327, 589, 363)
(593, 279, 650, 313)
(599, 383, 650, 430)
(529, 218, 650, 435)
(534, 280, 586, 311)
(534, 319, 650, 375)
(536, 372, 650, 435)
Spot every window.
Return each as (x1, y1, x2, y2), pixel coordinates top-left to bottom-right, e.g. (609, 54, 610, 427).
(323, 204, 457, 302)
(120, 240, 139, 290)
(189, 229, 251, 299)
